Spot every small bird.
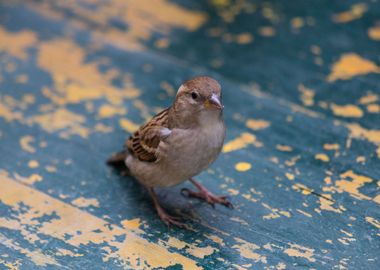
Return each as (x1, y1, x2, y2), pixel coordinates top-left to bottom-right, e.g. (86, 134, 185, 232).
(107, 76, 232, 227)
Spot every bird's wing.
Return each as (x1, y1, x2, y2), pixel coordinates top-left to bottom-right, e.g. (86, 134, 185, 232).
(126, 108, 171, 162)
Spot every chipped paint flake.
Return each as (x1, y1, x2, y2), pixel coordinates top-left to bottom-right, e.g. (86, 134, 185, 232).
(0, 174, 202, 269)
(71, 197, 100, 208)
(186, 245, 216, 259)
(223, 132, 262, 153)
(346, 123, 380, 157)
(315, 153, 330, 162)
(331, 104, 363, 118)
(119, 118, 140, 133)
(368, 24, 380, 40)
(246, 119, 270, 130)
(276, 145, 293, 152)
(235, 162, 252, 172)
(232, 237, 267, 263)
(0, 234, 59, 267)
(28, 160, 39, 169)
(323, 143, 340, 150)
(327, 53, 380, 82)
(359, 93, 378, 104)
(19, 136, 36, 153)
(332, 3, 368, 23)
(98, 104, 126, 119)
(13, 172, 43, 185)
(284, 243, 316, 262)
(335, 170, 373, 200)
(365, 217, 380, 229)
(298, 84, 315, 106)
(0, 27, 37, 60)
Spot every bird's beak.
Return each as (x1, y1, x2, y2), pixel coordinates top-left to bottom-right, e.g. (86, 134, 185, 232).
(204, 93, 223, 110)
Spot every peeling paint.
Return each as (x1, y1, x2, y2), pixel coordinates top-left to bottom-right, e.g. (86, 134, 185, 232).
(223, 132, 262, 153)
(327, 53, 380, 82)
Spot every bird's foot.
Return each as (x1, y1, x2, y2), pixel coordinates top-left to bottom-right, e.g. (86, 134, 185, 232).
(181, 187, 233, 208)
(148, 187, 189, 229)
(156, 206, 188, 229)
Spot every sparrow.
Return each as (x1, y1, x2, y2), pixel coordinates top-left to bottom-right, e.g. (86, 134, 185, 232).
(107, 76, 232, 227)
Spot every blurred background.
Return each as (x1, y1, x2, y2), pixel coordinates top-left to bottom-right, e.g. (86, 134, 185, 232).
(0, 0, 379, 269)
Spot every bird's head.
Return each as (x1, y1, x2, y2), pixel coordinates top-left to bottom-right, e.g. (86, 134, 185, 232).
(173, 76, 223, 126)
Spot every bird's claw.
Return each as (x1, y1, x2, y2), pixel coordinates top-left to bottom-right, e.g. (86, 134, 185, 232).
(156, 207, 189, 229)
(181, 188, 233, 209)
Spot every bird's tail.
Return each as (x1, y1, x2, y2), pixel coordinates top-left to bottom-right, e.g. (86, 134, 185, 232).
(106, 149, 130, 172)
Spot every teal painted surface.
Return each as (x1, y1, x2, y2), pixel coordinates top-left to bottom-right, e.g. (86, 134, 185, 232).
(0, 0, 379, 269)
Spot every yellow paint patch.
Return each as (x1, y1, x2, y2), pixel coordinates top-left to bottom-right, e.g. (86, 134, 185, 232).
(291, 17, 304, 29)
(13, 172, 43, 185)
(167, 237, 187, 249)
(98, 105, 126, 119)
(262, 203, 291, 220)
(327, 53, 380, 82)
(285, 173, 295, 181)
(0, 174, 201, 269)
(298, 84, 315, 106)
(292, 183, 313, 195)
(323, 143, 340, 150)
(296, 209, 312, 218)
(359, 93, 378, 104)
(160, 81, 176, 96)
(332, 3, 367, 23)
(232, 238, 267, 263)
(0, 27, 37, 60)
(28, 160, 39, 169)
(335, 170, 373, 200)
(205, 234, 225, 246)
(32, 0, 206, 51)
(373, 194, 380, 204)
(318, 194, 342, 213)
(121, 218, 142, 232)
(45, 165, 57, 173)
(235, 33, 253, 44)
(0, 234, 59, 267)
(276, 145, 293, 152)
(71, 197, 100, 208)
(235, 162, 252, 172)
(346, 123, 380, 157)
(246, 119, 270, 130)
(186, 245, 216, 259)
(258, 26, 275, 37)
(356, 156, 366, 164)
(368, 24, 380, 40)
(284, 244, 316, 262)
(285, 155, 301, 167)
(119, 118, 140, 133)
(367, 104, 380, 113)
(366, 217, 380, 229)
(38, 39, 140, 107)
(330, 104, 363, 118)
(31, 108, 90, 138)
(19, 135, 36, 153)
(230, 217, 248, 226)
(315, 153, 330, 162)
(223, 132, 262, 153)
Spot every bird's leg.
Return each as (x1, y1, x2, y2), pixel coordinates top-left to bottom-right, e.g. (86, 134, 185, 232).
(181, 178, 233, 208)
(147, 187, 187, 228)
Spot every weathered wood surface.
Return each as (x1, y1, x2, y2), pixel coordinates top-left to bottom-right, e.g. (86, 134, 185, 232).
(0, 0, 379, 269)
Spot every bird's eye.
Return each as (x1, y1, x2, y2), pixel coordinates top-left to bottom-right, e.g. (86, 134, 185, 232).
(191, 92, 198, 100)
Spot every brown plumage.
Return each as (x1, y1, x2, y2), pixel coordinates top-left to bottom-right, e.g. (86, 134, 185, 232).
(127, 108, 170, 162)
(107, 76, 232, 228)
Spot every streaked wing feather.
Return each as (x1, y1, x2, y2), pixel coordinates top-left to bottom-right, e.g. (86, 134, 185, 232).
(126, 108, 170, 162)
